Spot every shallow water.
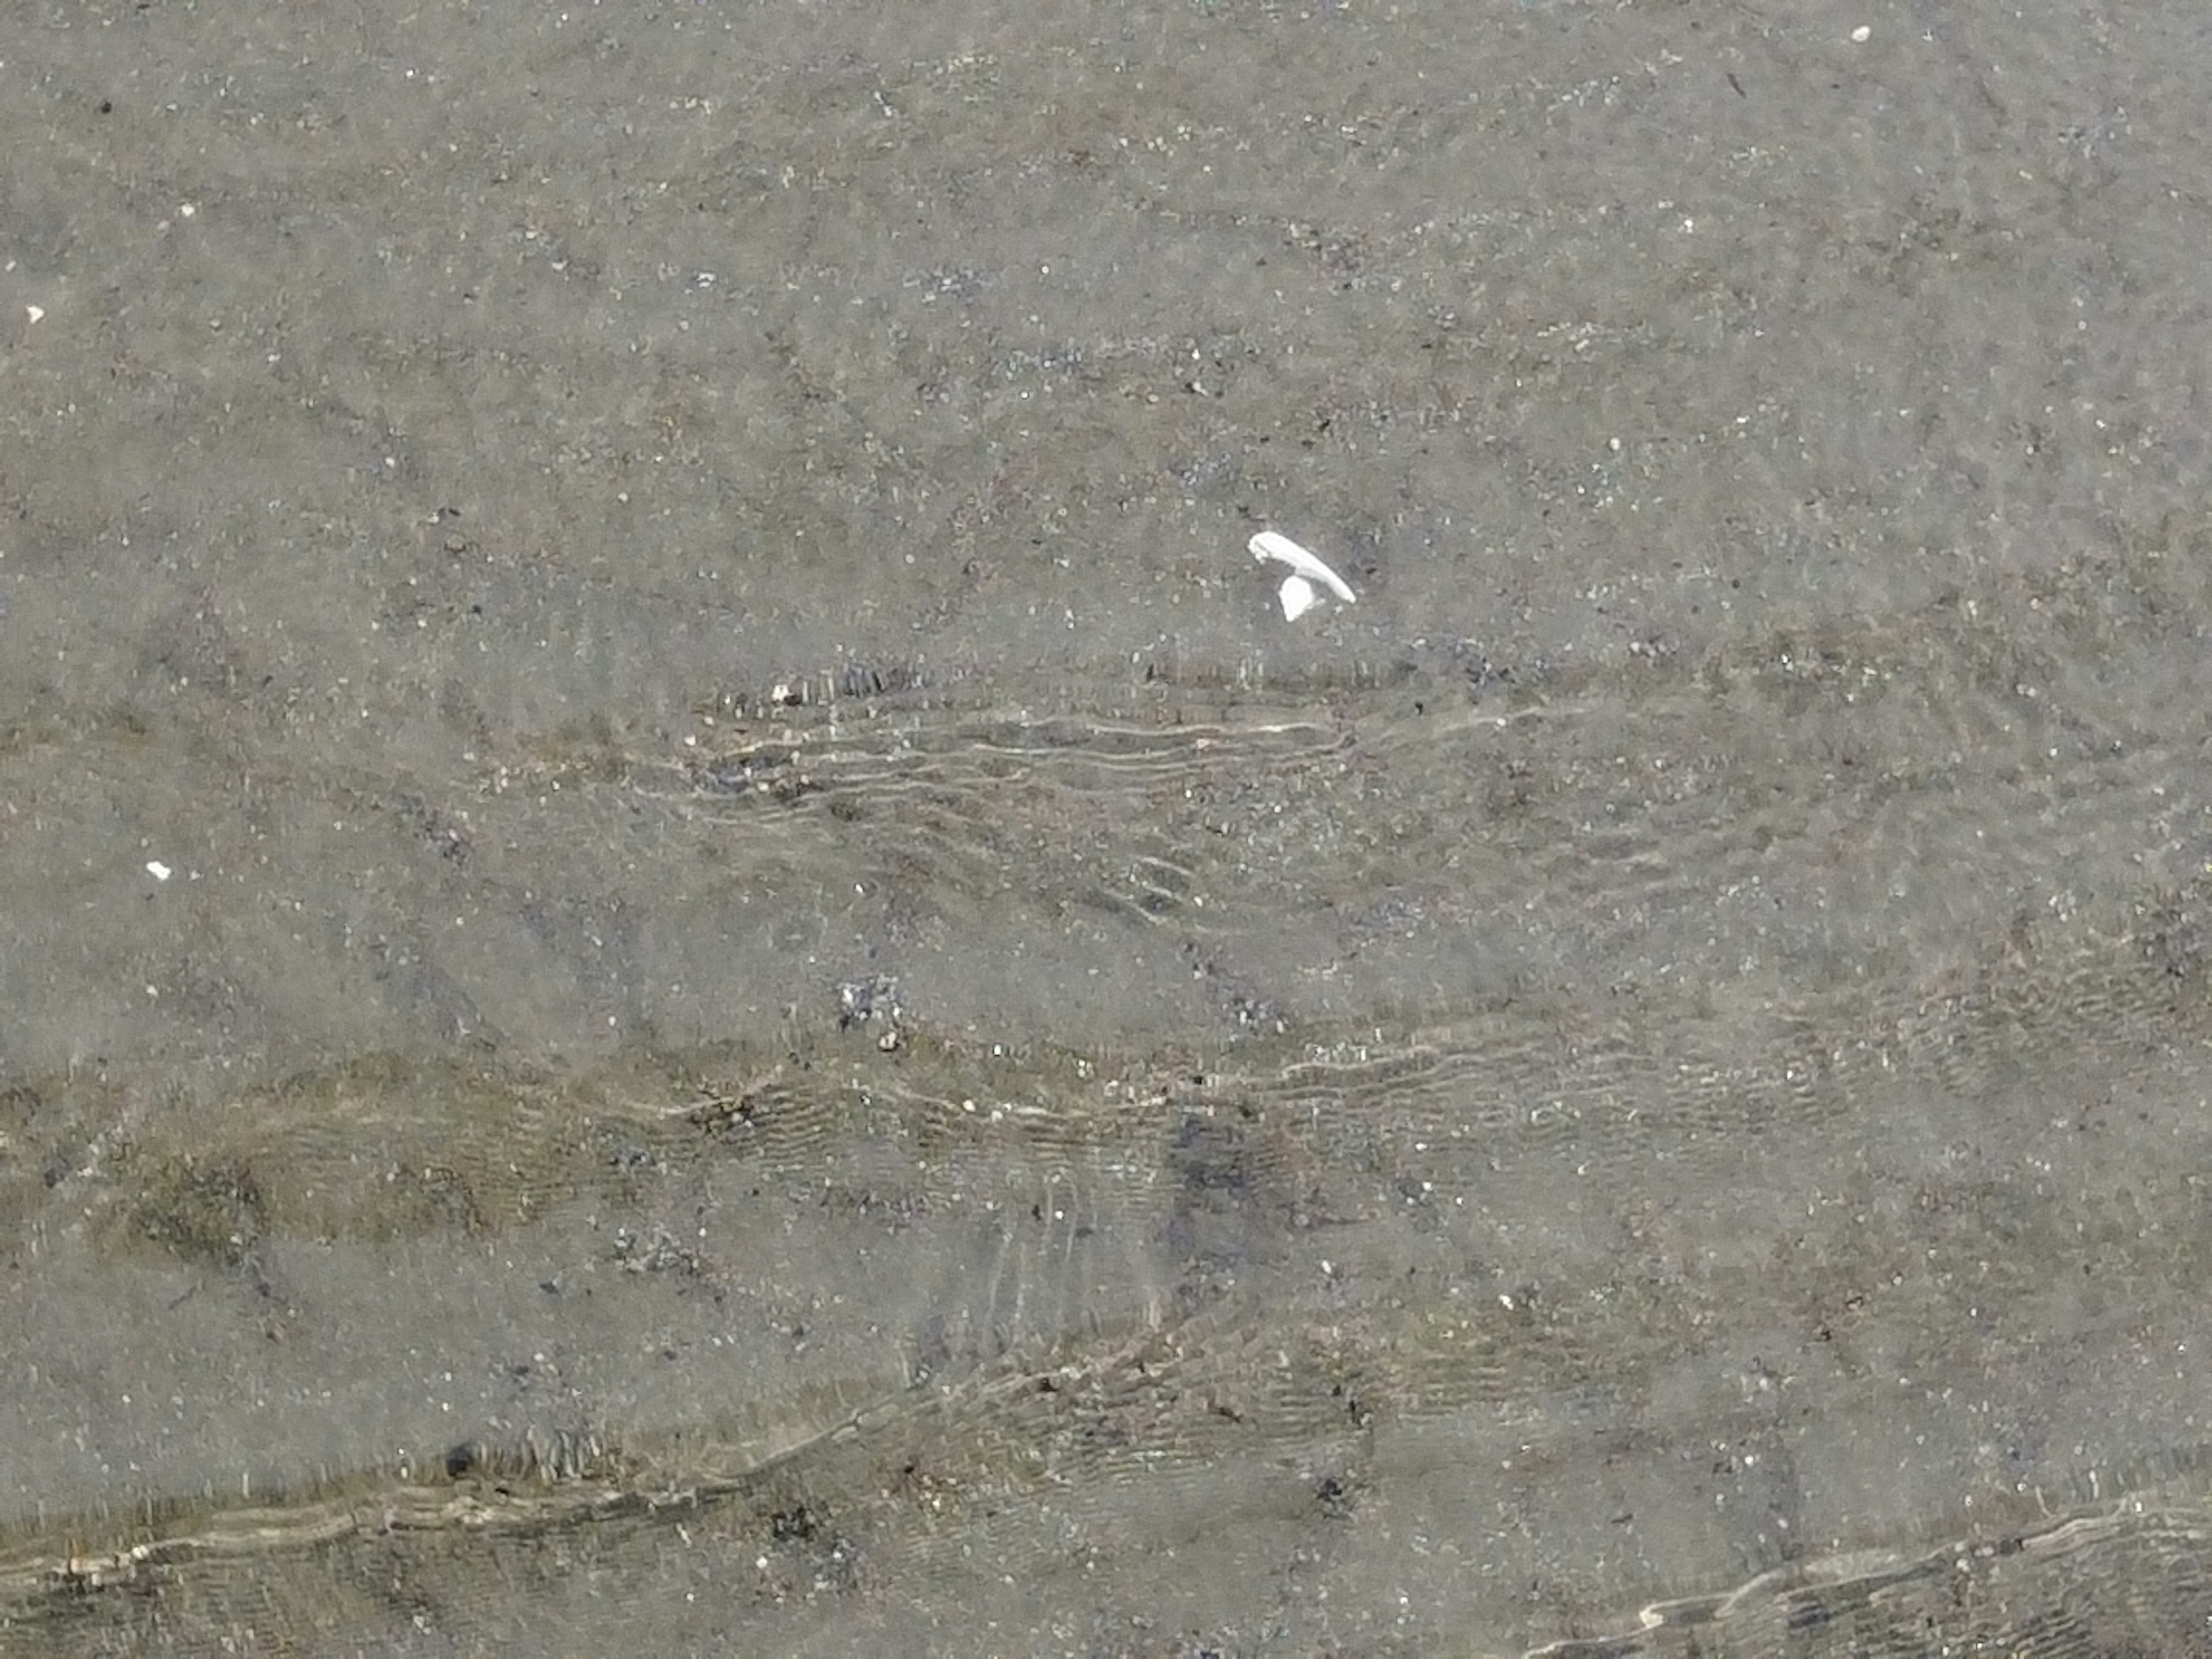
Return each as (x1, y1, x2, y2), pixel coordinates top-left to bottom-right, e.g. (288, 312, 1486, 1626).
(2, 1, 2210, 1652)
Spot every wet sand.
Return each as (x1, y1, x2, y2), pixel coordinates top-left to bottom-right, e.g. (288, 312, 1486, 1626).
(3, 1, 2210, 1652)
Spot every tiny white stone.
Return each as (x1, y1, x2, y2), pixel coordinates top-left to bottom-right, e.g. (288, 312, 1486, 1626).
(1850, 24, 1871, 42)
(145, 861, 172, 881)
(1249, 529, 1357, 604)
(1278, 574, 1317, 620)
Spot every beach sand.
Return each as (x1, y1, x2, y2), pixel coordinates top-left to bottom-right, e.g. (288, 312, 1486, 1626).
(2, 2, 2210, 1651)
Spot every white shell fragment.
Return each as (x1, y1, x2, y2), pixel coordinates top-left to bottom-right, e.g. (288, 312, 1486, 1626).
(1277, 574, 1317, 620)
(1249, 529, 1356, 606)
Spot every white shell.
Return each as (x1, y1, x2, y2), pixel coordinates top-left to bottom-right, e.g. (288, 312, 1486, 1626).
(1248, 529, 1356, 604)
(1277, 574, 1317, 620)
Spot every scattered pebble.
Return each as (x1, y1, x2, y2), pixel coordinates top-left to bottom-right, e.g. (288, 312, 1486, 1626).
(838, 975, 904, 1041)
